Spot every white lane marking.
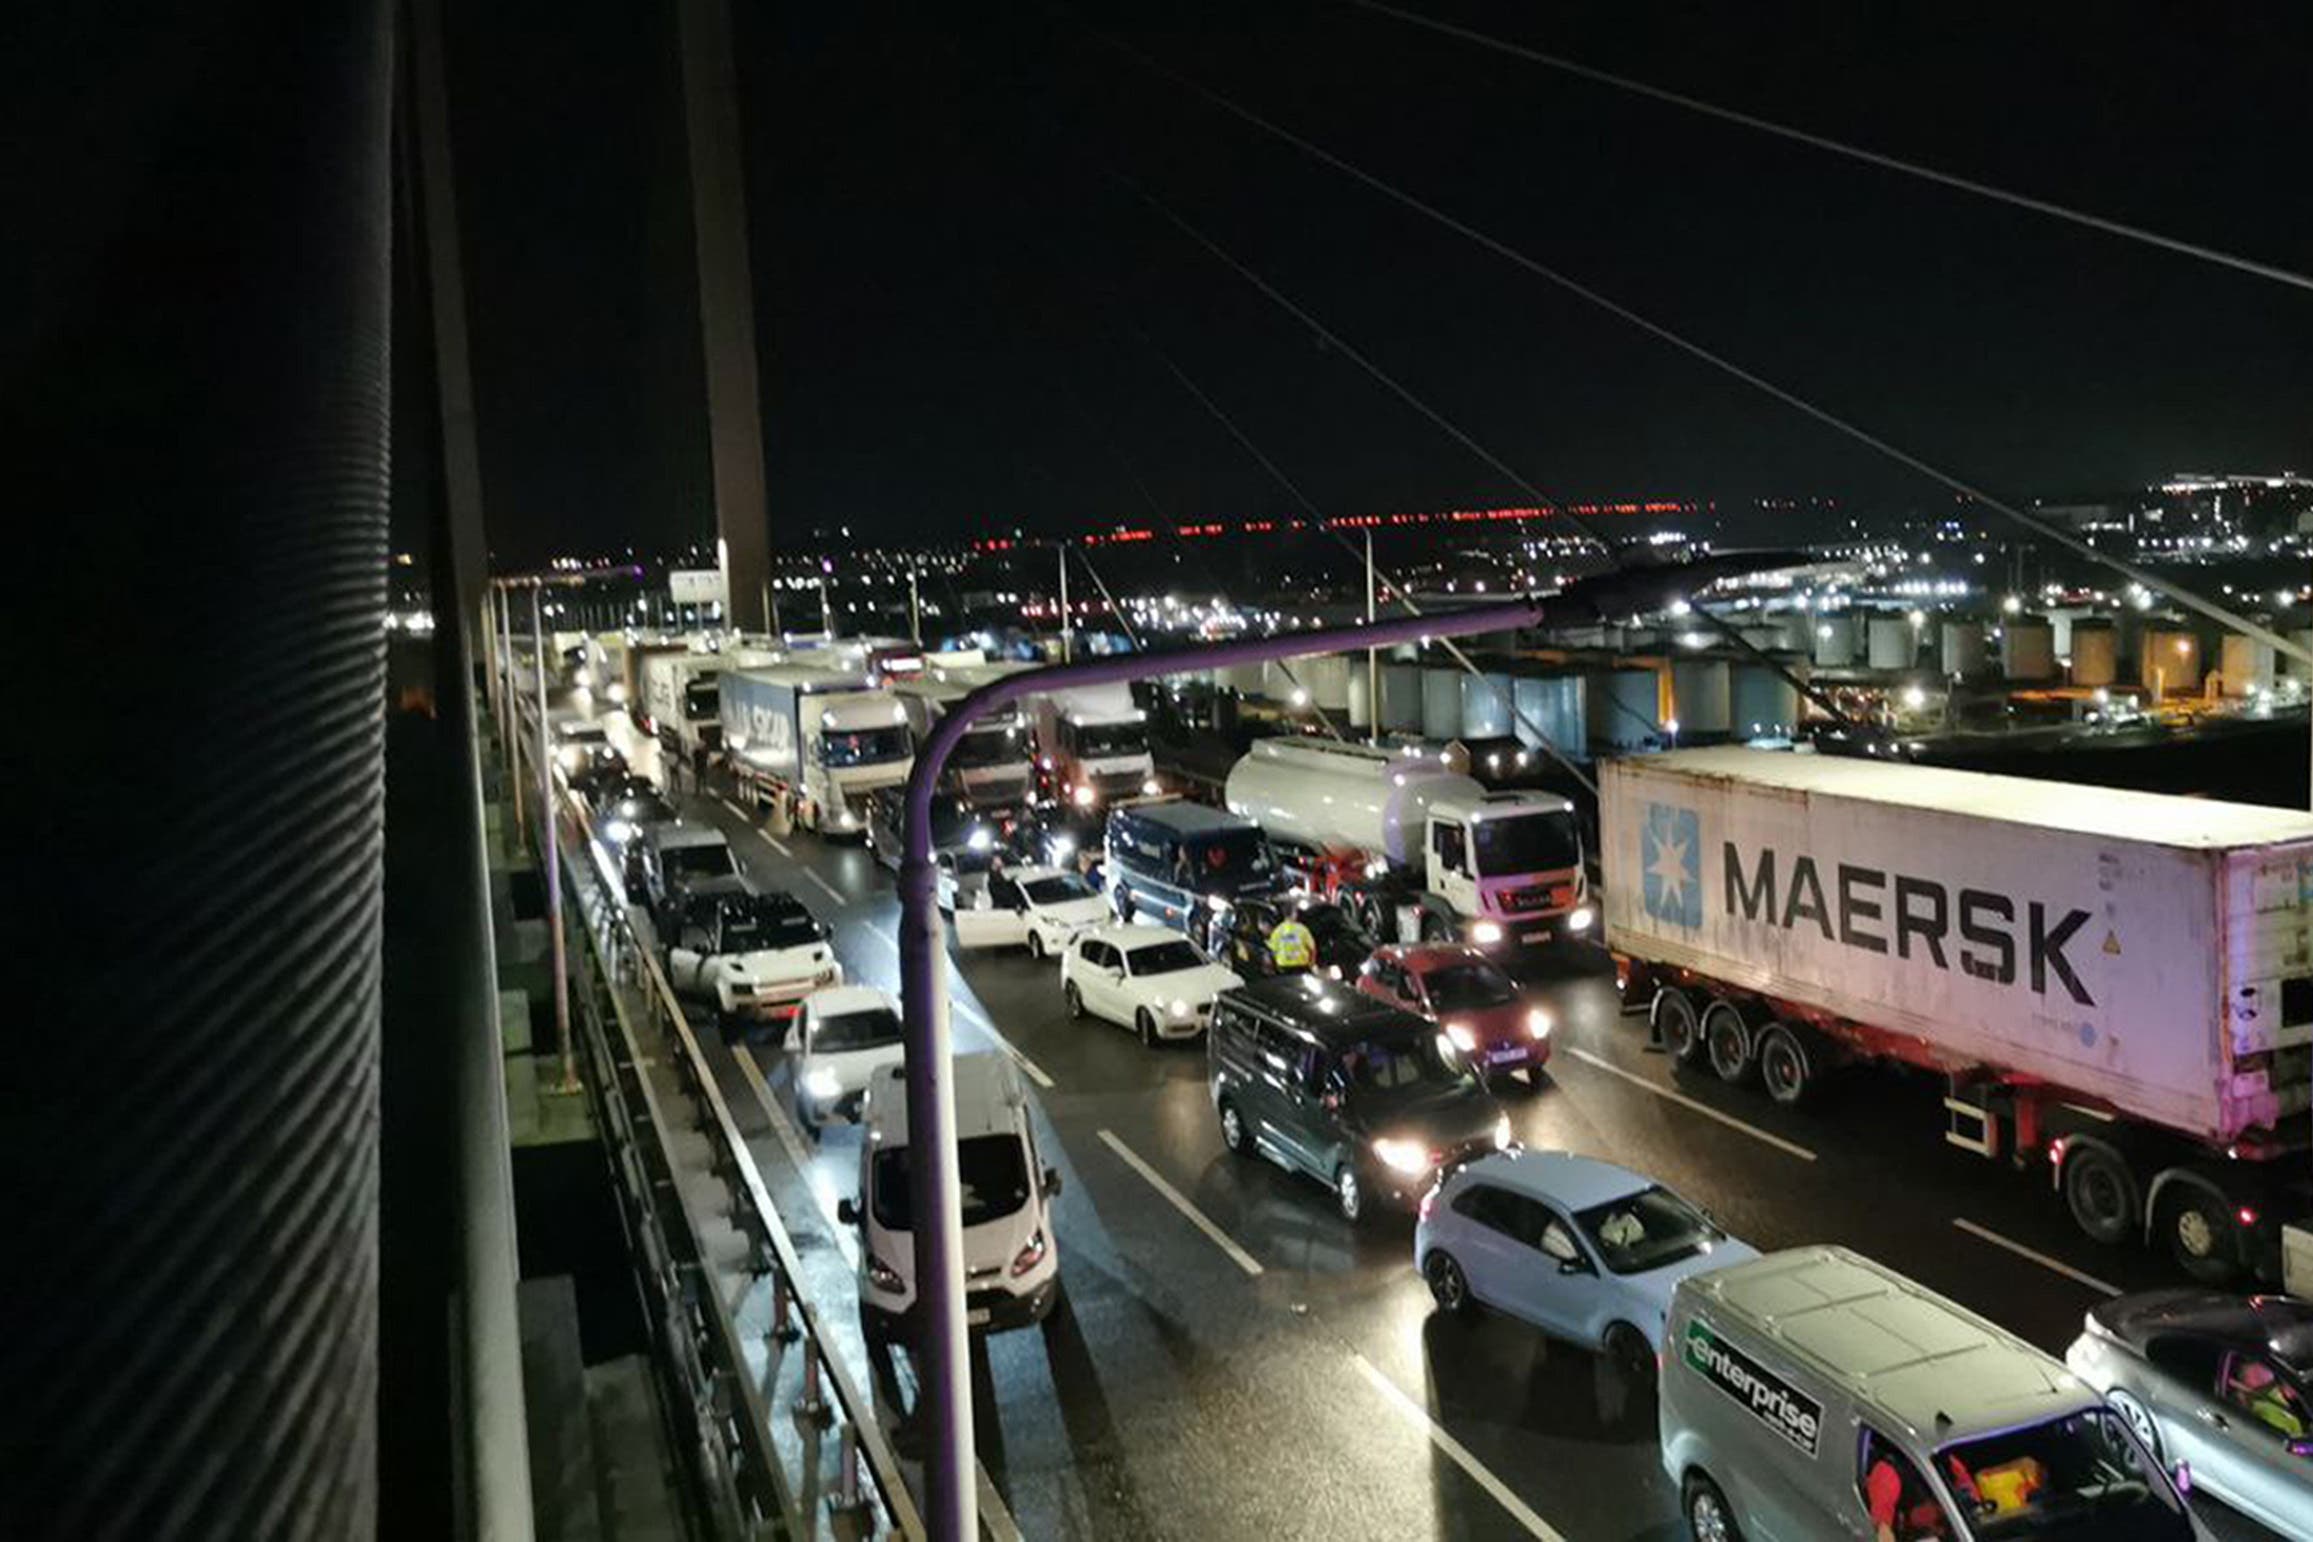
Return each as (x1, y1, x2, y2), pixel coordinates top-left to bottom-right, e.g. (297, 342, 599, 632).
(733, 1046, 858, 1268)
(1349, 1353, 1567, 1542)
(842, 923, 1053, 1086)
(765, 833, 792, 856)
(993, 1038, 1056, 1090)
(718, 796, 752, 822)
(801, 869, 849, 909)
(1095, 1130, 1262, 1277)
(1951, 1218, 2118, 1296)
(1563, 1046, 1817, 1162)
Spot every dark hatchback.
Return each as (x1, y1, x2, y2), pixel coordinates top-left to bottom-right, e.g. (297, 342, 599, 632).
(1209, 895, 1374, 981)
(1209, 973, 1507, 1223)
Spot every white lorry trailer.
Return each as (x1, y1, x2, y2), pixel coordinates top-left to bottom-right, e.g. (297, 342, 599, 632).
(641, 644, 781, 760)
(897, 659, 1037, 814)
(1031, 681, 1157, 810)
(1603, 746, 2313, 1284)
(721, 663, 914, 838)
(1223, 737, 1591, 948)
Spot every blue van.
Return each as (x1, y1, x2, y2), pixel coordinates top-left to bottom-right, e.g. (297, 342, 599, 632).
(1105, 800, 1282, 937)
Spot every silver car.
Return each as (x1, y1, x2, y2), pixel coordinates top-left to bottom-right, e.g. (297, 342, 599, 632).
(2065, 1288, 2313, 1537)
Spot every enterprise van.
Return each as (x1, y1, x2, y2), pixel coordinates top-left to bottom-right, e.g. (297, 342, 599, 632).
(1661, 1246, 2203, 1542)
(837, 1055, 1062, 1344)
(1105, 799, 1282, 938)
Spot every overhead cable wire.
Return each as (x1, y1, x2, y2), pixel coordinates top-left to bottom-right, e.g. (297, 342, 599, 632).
(1070, 14, 2313, 671)
(1342, 0, 2313, 297)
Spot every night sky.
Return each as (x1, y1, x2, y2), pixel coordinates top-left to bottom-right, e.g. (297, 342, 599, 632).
(447, 1, 2313, 564)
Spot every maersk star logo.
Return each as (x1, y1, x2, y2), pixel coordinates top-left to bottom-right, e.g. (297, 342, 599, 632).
(1641, 803, 1702, 928)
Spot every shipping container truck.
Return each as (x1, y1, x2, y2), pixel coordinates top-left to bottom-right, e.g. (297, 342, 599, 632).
(721, 663, 914, 838)
(1603, 747, 2313, 1284)
(1031, 681, 1157, 810)
(1225, 737, 1591, 948)
(896, 658, 1037, 815)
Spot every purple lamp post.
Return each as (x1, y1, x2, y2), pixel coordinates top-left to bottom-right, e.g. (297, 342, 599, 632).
(897, 553, 1796, 1539)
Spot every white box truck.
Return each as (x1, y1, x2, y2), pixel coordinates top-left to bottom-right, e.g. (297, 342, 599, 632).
(1031, 682, 1157, 810)
(721, 663, 915, 838)
(1225, 737, 1591, 948)
(1603, 746, 2313, 1283)
(641, 644, 781, 760)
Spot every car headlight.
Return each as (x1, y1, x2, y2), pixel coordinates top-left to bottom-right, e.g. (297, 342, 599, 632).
(1141, 777, 1161, 796)
(1010, 1229, 1048, 1277)
(967, 826, 994, 852)
(1169, 998, 1193, 1018)
(1471, 920, 1504, 945)
(1049, 836, 1076, 863)
(865, 1254, 905, 1292)
(1526, 1008, 1552, 1040)
(1568, 905, 1596, 932)
(604, 819, 634, 843)
(1325, 963, 1343, 980)
(836, 808, 858, 828)
(1493, 1115, 1514, 1150)
(1443, 1021, 1477, 1054)
(1371, 1137, 1432, 1176)
(801, 1067, 842, 1101)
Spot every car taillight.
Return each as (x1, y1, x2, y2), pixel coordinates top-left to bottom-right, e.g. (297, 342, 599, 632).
(1010, 1230, 1047, 1277)
(1417, 1187, 1436, 1223)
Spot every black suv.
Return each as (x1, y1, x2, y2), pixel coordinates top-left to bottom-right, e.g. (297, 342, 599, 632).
(1208, 974, 1506, 1223)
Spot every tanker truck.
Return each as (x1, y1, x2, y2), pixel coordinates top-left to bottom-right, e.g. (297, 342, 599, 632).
(1604, 746, 2313, 1285)
(1223, 737, 1591, 948)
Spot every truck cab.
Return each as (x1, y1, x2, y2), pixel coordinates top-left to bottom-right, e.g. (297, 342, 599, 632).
(1417, 792, 1592, 947)
(1034, 684, 1158, 811)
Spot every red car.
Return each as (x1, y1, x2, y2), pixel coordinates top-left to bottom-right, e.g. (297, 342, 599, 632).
(1357, 944, 1552, 1083)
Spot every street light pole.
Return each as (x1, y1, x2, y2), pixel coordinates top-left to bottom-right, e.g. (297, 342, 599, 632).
(529, 583, 573, 1093)
(1057, 541, 1072, 663)
(897, 552, 1793, 1540)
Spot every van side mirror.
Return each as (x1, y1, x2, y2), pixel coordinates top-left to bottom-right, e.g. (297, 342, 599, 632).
(836, 1197, 860, 1226)
(1042, 1166, 1063, 1198)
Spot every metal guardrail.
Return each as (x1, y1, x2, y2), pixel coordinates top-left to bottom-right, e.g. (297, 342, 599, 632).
(532, 748, 929, 1541)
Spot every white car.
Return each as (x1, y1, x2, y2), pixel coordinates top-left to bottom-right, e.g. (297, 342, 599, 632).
(664, 890, 841, 1042)
(952, 865, 1112, 959)
(1061, 924, 1242, 1045)
(792, 985, 905, 1129)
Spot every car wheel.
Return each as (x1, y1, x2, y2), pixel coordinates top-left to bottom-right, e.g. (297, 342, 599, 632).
(1027, 931, 1046, 961)
(1682, 1472, 1741, 1542)
(2106, 1387, 2162, 1462)
(2161, 1186, 2243, 1284)
(1335, 1165, 1364, 1223)
(1423, 1251, 1473, 1317)
(1756, 1024, 1816, 1107)
(1702, 1000, 1756, 1085)
(2062, 1144, 2139, 1246)
(1218, 1099, 1253, 1156)
(1135, 1009, 1158, 1047)
(1064, 981, 1085, 1020)
(1654, 988, 1704, 1064)
(1604, 1322, 1655, 1388)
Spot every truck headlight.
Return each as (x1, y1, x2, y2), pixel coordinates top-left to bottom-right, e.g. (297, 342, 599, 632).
(604, 818, 634, 843)
(1493, 1115, 1514, 1150)
(836, 808, 858, 828)
(1568, 905, 1596, 932)
(1526, 1008, 1552, 1040)
(1471, 920, 1504, 945)
(801, 1067, 842, 1101)
(1141, 777, 1161, 796)
(1072, 784, 1096, 808)
(1371, 1137, 1432, 1176)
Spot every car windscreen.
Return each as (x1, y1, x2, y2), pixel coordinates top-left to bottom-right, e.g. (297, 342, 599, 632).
(683, 679, 719, 718)
(824, 725, 913, 767)
(724, 906, 822, 951)
(1936, 1407, 2191, 1542)
(871, 1134, 1032, 1231)
(559, 723, 607, 744)
(1023, 874, 1096, 905)
(811, 1007, 902, 1054)
(1424, 961, 1519, 1012)
(1126, 940, 1205, 976)
(1070, 720, 1145, 758)
(664, 844, 736, 880)
(1573, 1186, 1723, 1275)
(949, 724, 1027, 768)
(1470, 810, 1580, 877)
(1344, 1032, 1478, 1101)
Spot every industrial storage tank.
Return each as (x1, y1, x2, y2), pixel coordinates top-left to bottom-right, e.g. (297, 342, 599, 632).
(1866, 615, 1915, 671)
(2003, 616, 2056, 680)
(1218, 660, 1266, 695)
(1511, 674, 1585, 755)
(1669, 659, 1731, 737)
(1940, 620, 1988, 678)
(1379, 662, 1424, 733)
(1346, 669, 1372, 730)
(1303, 654, 1351, 712)
(2286, 630, 2313, 680)
(2220, 634, 2273, 696)
(1811, 615, 1856, 667)
(2069, 619, 2117, 688)
(1732, 659, 1802, 738)
(1421, 666, 1463, 739)
(1460, 671, 1515, 740)
(1588, 667, 1661, 750)
(2140, 627, 2201, 696)
(1769, 614, 1815, 654)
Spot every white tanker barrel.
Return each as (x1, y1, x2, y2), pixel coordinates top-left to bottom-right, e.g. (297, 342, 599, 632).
(1224, 738, 1481, 869)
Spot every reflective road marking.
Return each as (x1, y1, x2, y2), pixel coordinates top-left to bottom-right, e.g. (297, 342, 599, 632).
(1951, 1218, 2119, 1296)
(1563, 1046, 1817, 1161)
(1095, 1130, 1262, 1277)
(1349, 1353, 1567, 1541)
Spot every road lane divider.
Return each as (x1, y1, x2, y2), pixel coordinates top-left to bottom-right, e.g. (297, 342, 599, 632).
(800, 869, 849, 910)
(1562, 1046, 1817, 1162)
(733, 1045, 859, 1270)
(1950, 1218, 2118, 1296)
(1349, 1353, 1568, 1542)
(1095, 1130, 1263, 1277)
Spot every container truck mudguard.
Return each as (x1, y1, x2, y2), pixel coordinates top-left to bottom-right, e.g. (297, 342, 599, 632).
(1602, 749, 2313, 1147)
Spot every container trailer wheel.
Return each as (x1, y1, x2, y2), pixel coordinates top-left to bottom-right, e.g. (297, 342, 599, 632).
(2062, 1143, 2140, 1246)
(2159, 1184, 2243, 1285)
(1702, 1000, 1758, 1085)
(1652, 988, 1704, 1065)
(1756, 1024, 1817, 1108)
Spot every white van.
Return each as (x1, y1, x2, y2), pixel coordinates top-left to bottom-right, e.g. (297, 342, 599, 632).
(837, 1055, 1063, 1345)
(1660, 1246, 2203, 1542)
